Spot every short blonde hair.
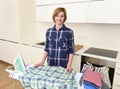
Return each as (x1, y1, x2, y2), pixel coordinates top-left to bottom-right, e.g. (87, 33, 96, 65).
(52, 7, 67, 23)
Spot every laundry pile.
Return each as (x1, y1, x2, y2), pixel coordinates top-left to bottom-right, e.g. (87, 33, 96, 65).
(80, 63, 111, 89)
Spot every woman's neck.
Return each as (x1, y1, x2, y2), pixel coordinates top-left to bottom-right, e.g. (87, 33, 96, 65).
(55, 24, 63, 30)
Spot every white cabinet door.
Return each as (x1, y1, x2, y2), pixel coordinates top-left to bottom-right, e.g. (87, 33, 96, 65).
(0, 0, 19, 42)
(112, 63, 120, 89)
(88, 0, 120, 23)
(0, 40, 9, 62)
(20, 44, 31, 64)
(0, 40, 20, 64)
(72, 54, 81, 72)
(36, 2, 88, 23)
(6, 41, 20, 64)
(113, 73, 120, 89)
(36, 5, 52, 22)
(58, 3, 88, 23)
(31, 46, 47, 65)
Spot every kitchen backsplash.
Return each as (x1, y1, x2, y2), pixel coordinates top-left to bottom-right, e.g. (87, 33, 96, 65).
(36, 22, 120, 51)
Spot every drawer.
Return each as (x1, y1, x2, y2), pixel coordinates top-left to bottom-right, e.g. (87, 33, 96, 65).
(116, 63, 120, 68)
(113, 73, 120, 85)
(112, 83, 120, 89)
(115, 68, 120, 74)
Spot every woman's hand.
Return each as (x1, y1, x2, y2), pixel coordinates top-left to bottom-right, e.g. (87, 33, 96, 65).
(66, 65, 73, 73)
(34, 61, 44, 68)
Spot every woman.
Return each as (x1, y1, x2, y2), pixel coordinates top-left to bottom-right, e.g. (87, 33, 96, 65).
(34, 7, 75, 73)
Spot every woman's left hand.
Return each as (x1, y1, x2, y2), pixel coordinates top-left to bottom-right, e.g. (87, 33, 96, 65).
(66, 65, 73, 73)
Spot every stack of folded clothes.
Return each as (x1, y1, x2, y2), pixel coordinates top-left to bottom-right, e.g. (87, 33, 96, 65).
(82, 69, 102, 89)
(80, 63, 111, 89)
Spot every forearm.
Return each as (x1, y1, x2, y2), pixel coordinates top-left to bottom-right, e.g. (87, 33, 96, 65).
(67, 54, 74, 67)
(41, 51, 48, 63)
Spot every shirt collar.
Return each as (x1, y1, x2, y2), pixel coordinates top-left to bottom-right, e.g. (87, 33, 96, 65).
(52, 24, 66, 31)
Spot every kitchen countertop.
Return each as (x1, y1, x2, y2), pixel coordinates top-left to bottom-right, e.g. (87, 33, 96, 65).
(74, 45, 83, 52)
(34, 41, 120, 63)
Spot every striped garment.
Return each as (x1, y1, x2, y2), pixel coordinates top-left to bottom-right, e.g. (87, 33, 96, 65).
(18, 66, 77, 89)
(45, 24, 75, 68)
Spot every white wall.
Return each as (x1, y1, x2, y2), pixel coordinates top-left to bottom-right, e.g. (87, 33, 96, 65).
(36, 22, 120, 51)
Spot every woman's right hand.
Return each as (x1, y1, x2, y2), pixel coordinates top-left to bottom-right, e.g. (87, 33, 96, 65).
(34, 61, 44, 68)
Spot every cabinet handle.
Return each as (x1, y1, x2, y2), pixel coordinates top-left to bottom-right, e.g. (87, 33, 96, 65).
(32, 45, 42, 48)
(8, 40, 19, 44)
(21, 43, 30, 46)
(0, 39, 7, 41)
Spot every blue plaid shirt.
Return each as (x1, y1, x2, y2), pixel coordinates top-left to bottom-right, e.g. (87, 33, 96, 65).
(45, 24, 74, 68)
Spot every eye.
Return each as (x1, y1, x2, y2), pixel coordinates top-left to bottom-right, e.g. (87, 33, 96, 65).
(61, 15, 64, 17)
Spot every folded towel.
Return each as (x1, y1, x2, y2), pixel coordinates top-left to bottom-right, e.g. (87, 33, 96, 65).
(82, 68, 102, 87)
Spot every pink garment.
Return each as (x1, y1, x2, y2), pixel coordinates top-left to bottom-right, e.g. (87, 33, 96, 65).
(82, 69, 102, 87)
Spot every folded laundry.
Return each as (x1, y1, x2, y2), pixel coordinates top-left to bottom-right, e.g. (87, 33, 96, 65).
(84, 81, 99, 89)
(82, 68, 102, 88)
(81, 62, 111, 88)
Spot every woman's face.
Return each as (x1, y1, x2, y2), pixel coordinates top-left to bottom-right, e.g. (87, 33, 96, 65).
(55, 11, 65, 25)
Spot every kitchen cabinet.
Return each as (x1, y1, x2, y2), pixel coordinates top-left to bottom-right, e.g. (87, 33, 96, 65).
(36, 6, 52, 22)
(0, 40, 9, 62)
(72, 54, 81, 72)
(20, 43, 31, 64)
(0, 39, 20, 64)
(19, 0, 36, 43)
(0, 39, 47, 65)
(6, 41, 20, 64)
(0, 0, 20, 42)
(88, 0, 120, 23)
(36, 0, 120, 23)
(112, 62, 120, 89)
(36, 2, 88, 23)
(31, 45, 47, 65)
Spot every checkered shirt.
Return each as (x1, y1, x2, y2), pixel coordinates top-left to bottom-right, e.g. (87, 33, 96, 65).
(45, 24, 75, 68)
(18, 66, 77, 89)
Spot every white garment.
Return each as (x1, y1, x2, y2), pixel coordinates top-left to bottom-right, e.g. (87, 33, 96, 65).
(75, 72, 84, 89)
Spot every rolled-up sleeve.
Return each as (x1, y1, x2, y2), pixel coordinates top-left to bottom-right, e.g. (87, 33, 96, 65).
(68, 30, 75, 54)
(44, 31, 49, 52)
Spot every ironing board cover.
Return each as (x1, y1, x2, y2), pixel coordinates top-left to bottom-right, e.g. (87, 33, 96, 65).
(18, 66, 77, 89)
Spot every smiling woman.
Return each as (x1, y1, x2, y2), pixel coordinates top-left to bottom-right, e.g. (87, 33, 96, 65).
(34, 7, 75, 73)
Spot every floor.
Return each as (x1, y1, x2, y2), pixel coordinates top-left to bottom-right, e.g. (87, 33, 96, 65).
(0, 60, 24, 89)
